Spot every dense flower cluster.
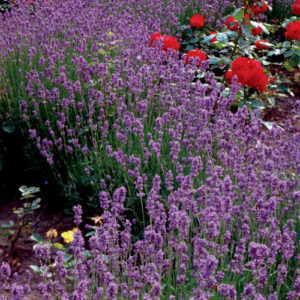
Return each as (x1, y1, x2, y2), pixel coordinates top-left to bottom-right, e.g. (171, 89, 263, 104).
(231, 57, 268, 92)
(285, 21, 300, 40)
(0, 0, 299, 299)
(292, 0, 300, 15)
(250, 0, 269, 15)
(251, 24, 263, 36)
(190, 14, 205, 29)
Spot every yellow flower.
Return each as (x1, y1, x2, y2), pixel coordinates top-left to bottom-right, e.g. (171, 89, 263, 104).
(61, 231, 73, 243)
(46, 228, 58, 239)
(61, 228, 78, 243)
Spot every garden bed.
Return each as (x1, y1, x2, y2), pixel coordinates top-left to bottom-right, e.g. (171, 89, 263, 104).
(0, 0, 299, 299)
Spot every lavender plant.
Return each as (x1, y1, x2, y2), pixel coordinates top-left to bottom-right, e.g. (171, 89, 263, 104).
(0, 0, 299, 299)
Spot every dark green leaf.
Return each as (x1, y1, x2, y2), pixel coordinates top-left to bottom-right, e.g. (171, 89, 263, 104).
(282, 41, 291, 48)
(241, 24, 252, 38)
(2, 125, 15, 133)
(31, 233, 42, 243)
(209, 58, 222, 65)
(292, 47, 300, 56)
(29, 265, 43, 274)
(290, 55, 300, 68)
(284, 50, 293, 58)
(85, 231, 96, 237)
(189, 37, 199, 43)
(185, 44, 195, 51)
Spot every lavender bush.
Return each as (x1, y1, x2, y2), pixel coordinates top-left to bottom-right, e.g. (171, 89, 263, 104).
(0, 0, 299, 299)
(0, 0, 245, 215)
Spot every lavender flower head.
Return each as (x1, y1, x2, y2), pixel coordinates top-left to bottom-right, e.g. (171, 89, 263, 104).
(73, 205, 83, 226)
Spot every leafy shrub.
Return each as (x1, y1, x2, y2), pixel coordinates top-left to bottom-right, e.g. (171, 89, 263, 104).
(267, 0, 295, 22)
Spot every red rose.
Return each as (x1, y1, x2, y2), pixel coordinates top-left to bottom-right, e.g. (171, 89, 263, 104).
(162, 35, 180, 52)
(292, 3, 300, 15)
(231, 57, 268, 92)
(224, 70, 234, 84)
(284, 21, 300, 40)
(269, 77, 275, 84)
(149, 33, 179, 52)
(231, 57, 250, 85)
(185, 49, 207, 66)
(190, 14, 205, 29)
(251, 25, 263, 36)
(226, 16, 241, 32)
(149, 32, 163, 47)
(245, 11, 251, 20)
(251, 1, 268, 15)
(210, 31, 217, 43)
(254, 40, 269, 50)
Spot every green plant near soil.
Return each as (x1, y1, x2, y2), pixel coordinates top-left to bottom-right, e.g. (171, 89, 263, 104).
(0, 186, 41, 253)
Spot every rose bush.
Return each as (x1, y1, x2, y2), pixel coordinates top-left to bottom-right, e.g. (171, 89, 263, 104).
(250, 0, 269, 15)
(178, 0, 300, 111)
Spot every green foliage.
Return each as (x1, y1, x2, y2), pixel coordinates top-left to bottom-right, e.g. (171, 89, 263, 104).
(266, 0, 294, 22)
(0, 0, 11, 14)
(0, 185, 41, 252)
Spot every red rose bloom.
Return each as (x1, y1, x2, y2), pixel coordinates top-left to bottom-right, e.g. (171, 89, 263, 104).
(162, 35, 180, 52)
(251, 25, 263, 36)
(231, 57, 250, 85)
(225, 70, 234, 84)
(210, 31, 217, 43)
(149, 32, 162, 47)
(231, 57, 268, 92)
(251, 1, 268, 15)
(190, 14, 205, 29)
(269, 77, 275, 84)
(284, 21, 300, 40)
(245, 11, 251, 20)
(292, 2, 300, 15)
(254, 40, 269, 50)
(185, 49, 207, 66)
(226, 16, 241, 32)
(149, 33, 179, 52)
